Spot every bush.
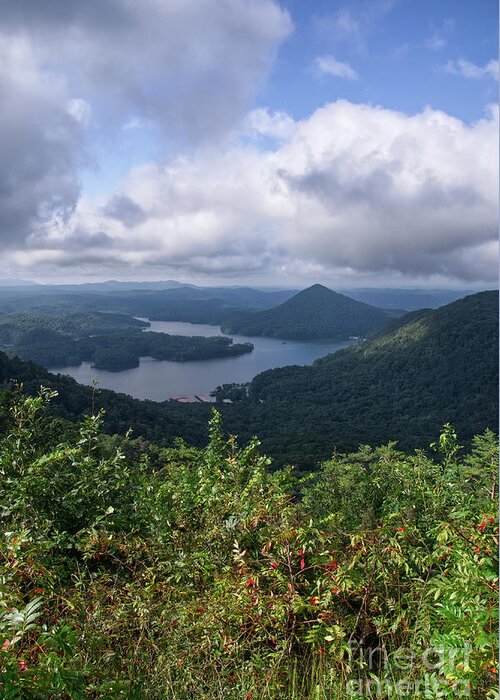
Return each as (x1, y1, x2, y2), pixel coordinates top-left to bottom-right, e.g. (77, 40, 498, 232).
(0, 388, 497, 698)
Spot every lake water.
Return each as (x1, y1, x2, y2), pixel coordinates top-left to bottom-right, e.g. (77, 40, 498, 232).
(52, 320, 354, 402)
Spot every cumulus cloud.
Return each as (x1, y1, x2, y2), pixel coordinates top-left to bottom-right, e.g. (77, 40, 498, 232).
(0, 0, 292, 246)
(445, 58, 499, 80)
(0, 0, 292, 141)
(1, 1, 497, 287)
(314, 55, 358, 80)
(24, 101, 498, 285)
(244, 109, 297, 142)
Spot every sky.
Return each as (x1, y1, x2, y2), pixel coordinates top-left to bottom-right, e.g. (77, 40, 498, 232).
(0, 0, 498, 289)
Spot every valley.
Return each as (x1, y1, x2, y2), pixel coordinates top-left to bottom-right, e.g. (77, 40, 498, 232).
(0, 282, 389, 395)
(0, 282, 496, 468)
(51, 320, 353, 401)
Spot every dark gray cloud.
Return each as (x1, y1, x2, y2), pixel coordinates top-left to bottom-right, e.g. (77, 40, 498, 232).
(0, 0, 291, 249)
(0, 40, 82, 245)
(103, 195, 147, 228)
(57, 229, 116, 251)
(1, 0, 292, 142)
(0, 1, 129, 30)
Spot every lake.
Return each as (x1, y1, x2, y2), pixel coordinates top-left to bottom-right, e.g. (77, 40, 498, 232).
(51, 320, 354, 402)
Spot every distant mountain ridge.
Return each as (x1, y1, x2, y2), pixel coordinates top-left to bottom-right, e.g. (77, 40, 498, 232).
(0, 282, 298, 320)
(223, 284, 391, 339)
(0, 278, 40, 287)
(338, 287, 483, 311)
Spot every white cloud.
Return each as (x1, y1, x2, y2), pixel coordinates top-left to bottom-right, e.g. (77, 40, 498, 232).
(314, 55, 358, 80)
(122, 117, 149, 131)
(445, 58, 499, 81)
(426, 18, 454, 51)
(67, 98, 92, 127)
(328, 9, 360, 37)
(427, 35, 446, 51)
(23, 101, 498, 285)
(245, 108, 297, 141)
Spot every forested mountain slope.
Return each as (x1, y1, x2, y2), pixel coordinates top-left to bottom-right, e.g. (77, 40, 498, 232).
(0, 311, 147, 340)
(0, 385, 497, 697)
(222, 291, 498, 466)
(0, 352, 211, 447)
(223, 284, 391, 339)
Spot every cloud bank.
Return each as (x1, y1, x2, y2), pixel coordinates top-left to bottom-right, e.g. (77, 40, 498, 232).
(18, 101, 498, 285)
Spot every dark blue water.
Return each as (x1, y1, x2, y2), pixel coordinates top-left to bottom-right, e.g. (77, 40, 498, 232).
(52, 320, 353, 402)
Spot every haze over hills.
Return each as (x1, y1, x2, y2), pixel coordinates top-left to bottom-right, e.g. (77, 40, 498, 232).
(0, 278, 41, 287)
(0, 280, 486, 310)
(338, 287, 484, 311)
(223, 283, 393, 339)
(50, 280, 187, 292)
(0, 283, 298, 321)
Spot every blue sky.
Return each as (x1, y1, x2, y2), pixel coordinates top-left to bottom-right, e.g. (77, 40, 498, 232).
(0, 0, 497, 287)
(265, 0, 497, 122)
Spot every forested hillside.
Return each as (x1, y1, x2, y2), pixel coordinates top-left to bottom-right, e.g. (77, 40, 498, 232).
(0, 352, 212, 447)
(223, 284, 392, 339)
(0, 290, 497, 697)
(221, 291, 498, 466)
(5, 329, 253, 371)
(0, 311, 148, 340)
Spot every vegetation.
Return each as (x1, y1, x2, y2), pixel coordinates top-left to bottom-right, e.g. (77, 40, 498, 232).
(220, 291, 498, 467)
(12, 330, 252, 372)
(0, 292, 496, 469)
(0, 311, 148, 342)
(211, 382, 249, 403)
(0, 388, 497, 698)
(0, 284, 495, 697)
(0, 285, 296, 326)
(0, 312, 253, 371)
(0, 351, 212, 448)
(222, 284, 392, 340)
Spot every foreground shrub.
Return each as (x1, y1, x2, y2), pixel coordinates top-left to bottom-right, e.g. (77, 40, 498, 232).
(0, 388, 497, 698)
